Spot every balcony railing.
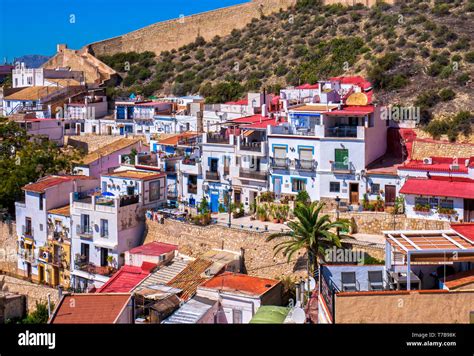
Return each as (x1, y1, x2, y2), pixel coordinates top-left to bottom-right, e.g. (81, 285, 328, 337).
(239, 169, 268, 181)
(331, 161, 354, 173)
(74, 255, 89, 269)
(18, 248, 37, 263)
(182, 158, 198, 166)
(76, 225, 93, 238)
(119, 194, 140, 207)
(206, 171, 220, 181)
(74, 260, 116, 277)
(271, 157, 289, 169)
(296, 159, 316, 171)
(137, 154, 157, 167)
(240, 142, 262, 152)
(22, 225, 34, 238)
(206, 134, 229, 144)
(326, 126, 358, 138)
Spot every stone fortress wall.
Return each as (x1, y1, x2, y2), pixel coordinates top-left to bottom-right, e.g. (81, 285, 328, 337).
(86, 0, 395, 57)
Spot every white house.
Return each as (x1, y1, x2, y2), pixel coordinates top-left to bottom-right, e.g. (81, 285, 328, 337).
(195, 272, 282, 324)
(70, 169, 166, 291)
(15, 175, 99, 283)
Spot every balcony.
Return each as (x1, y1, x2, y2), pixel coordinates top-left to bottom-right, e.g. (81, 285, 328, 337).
(22, 225, 34, 238)
(180, 159, 202, 175)
(239, 169, 268, 181)
(137, 153, 158, 167)
(74, 255, 89, 269)
(119, 194, 140, 207)
(18, 248, 37, 264)
(271, 157, 289, 170)
(206, 171, 220, 181)
(76, 225, 93, 239)
(325, 126, 358, 138)
(74, 259, 116, 277)
(240, 142, 262, 152)
(206, 133, 230, 144)
(296, 159, 316, 171)
(331, 161, 355, 174)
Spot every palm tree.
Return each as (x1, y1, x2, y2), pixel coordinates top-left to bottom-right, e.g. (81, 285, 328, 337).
(266, 201, 351, 275)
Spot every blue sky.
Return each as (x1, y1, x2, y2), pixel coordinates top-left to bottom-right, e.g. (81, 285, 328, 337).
(0, 0, 248, 61)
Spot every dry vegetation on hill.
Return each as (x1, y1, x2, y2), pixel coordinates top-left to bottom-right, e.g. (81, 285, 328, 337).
(99, 0, 473, 139)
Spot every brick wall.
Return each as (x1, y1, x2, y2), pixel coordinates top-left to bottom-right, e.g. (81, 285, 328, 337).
(86, 0, 393, 56)
(411, 140, 474, 160)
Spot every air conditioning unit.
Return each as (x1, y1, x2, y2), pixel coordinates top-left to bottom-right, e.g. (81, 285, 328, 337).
(423, 157, 432, 165)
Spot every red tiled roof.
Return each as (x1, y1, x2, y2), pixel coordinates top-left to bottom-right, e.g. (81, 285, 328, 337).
(225, 99, 248, 105)
(157, 132, 199, 146)
(229, 114, 267, 124)
(50, 293, 131, 324)
(295, 83, 319, 90)
(128, 241, 178, 256)
(324, 105, 374, 116)
(441, 269, 474, 289)
(329, 76, 372, 89)
(97, 263, 156, 293)
(241, 117, 284, 129)
(22, 175, 92, 193)
(450, 223, 474, 242)
(199, 272, 280, 296)
(400, 176, 474, 199)
(400, 157, 469, 173)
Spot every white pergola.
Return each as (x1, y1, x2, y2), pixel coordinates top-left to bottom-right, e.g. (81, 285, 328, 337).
(382, 229, 474, 290)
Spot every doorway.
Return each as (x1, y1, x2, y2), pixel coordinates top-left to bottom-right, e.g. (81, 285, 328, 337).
(464, 199, 474, 222)
(349, 183, 359, 204)
(385, 185, 396, 206)
(38, 264, 45, 283)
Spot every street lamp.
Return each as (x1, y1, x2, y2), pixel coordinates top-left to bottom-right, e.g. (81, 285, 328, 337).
(226, 179, 233, 228)
(335, 195, 341, 238)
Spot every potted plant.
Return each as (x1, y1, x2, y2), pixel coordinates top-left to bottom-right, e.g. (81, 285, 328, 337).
(414, 203, 431, 213)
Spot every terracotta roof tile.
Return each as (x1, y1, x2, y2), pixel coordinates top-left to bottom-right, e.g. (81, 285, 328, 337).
(199, 272, 280, 296)
(5, 86, 62, 101)
(441, 269, 474, 289)
(157, 132, 199, 146)
(166, 258, 212, 301)
(128, 242, 178, 256)
(79, 138, 142, 165)
(50, 293, 131, 324)
(47, 205, 70, 217)
(104, 170, 165, 181)
(22, 175, 92, 193)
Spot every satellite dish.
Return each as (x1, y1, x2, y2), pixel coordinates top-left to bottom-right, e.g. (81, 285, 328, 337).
(303, 277, 316, 292)
(286, 307, 306, 324)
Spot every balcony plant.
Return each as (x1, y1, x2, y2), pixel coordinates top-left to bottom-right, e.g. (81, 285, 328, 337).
(414, 203, 431, 213)
(437, 207, 457, 216)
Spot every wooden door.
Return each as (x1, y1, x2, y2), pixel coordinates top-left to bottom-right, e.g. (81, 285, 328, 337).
(350, 183, 359, 204)
(385, 185, 396, 206)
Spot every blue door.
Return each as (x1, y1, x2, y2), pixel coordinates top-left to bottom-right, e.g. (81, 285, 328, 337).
(119, 126, 124, 135)
(210, 191, 219, 213)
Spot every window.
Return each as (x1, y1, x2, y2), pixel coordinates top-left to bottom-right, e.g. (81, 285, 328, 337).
(39, 193, 44, 210)
(100, 219, 109, 238)
(440, 199, 454, 209)
(274, 146, 287, 159)
(39, 224, 43, 232)
(415, 197, 429, 206)
(27, 77, 32, 85)
(233, 309, 243, 324)
(149, 180, 161, 201)
(330, 182, 340, 193)
(81, 243, 90, 261)
(100, 248, 108, 267)
(299, 148, 313, 161)
(371, 183, 380, 195)
(292, 178, 306, 192)
(429, 197, 439, 209)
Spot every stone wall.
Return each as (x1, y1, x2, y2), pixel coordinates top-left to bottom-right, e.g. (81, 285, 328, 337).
(0, 275, 60, 313)
(0, 221, 17, 275)
(411, 139, 474, 160)
(328, 211, 451, 234)
(144, 219, 306, 279)
(144, 218, 386, 278)
(86, 0, 393, 57)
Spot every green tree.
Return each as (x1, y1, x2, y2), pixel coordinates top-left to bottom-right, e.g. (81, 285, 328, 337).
(21, 301, 53, 324)
(266, 202, 350, 275)
(0, 118, 77, 214)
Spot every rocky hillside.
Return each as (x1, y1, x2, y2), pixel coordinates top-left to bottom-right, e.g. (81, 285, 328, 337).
(99, 0, 473, 123)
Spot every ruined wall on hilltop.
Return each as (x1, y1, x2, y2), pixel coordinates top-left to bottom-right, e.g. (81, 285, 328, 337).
(86, 0, 394, 57)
